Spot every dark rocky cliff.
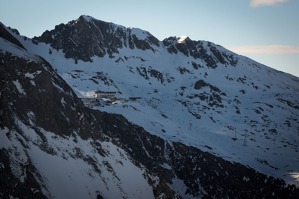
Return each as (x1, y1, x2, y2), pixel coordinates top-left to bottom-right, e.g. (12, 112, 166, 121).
(34, 15, 160, 62)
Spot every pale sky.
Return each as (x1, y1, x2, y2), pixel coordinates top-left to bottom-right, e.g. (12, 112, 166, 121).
(0, 0, 298, 77)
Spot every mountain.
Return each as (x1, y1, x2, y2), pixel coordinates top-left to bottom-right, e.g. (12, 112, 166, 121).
(26, 15, 299, 184)
(1, 16, 299, 198)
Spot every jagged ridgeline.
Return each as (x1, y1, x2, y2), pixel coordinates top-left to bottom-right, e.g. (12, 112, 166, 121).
(1, 16, 299, 198)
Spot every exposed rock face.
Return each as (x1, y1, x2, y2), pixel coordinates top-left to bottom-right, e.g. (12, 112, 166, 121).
(163, 36, 238, 68)
(0, 52, 96, 138)
(34, 15, 160, 62)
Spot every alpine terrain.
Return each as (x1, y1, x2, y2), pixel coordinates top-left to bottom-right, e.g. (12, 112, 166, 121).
(1, 15, 299, 198)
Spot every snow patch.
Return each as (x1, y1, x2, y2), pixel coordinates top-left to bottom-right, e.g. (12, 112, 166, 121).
(13, 80, 25, 95)
(131, 28, 149, 40)
(0, 37, 39, 61)
(25, 73, 34, 79)
(61, 97, 66, 106)
(289, 172, 299, 184)
(177, 36, 188, 44)
(161, 163, 172, 170)
(170, 178, 199, 199)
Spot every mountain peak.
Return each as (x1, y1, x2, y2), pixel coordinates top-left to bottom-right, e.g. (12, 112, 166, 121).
(79, 15, 96, 23)
(34, 15, 160, 61)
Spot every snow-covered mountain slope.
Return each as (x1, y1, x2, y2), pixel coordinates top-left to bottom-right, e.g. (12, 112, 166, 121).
(16, 15, 299, 185)
(9, 15, 299, 185)
(1, 16, 299, 198)
(1, 43, 299, 199)
(0, 36, 161, 198)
